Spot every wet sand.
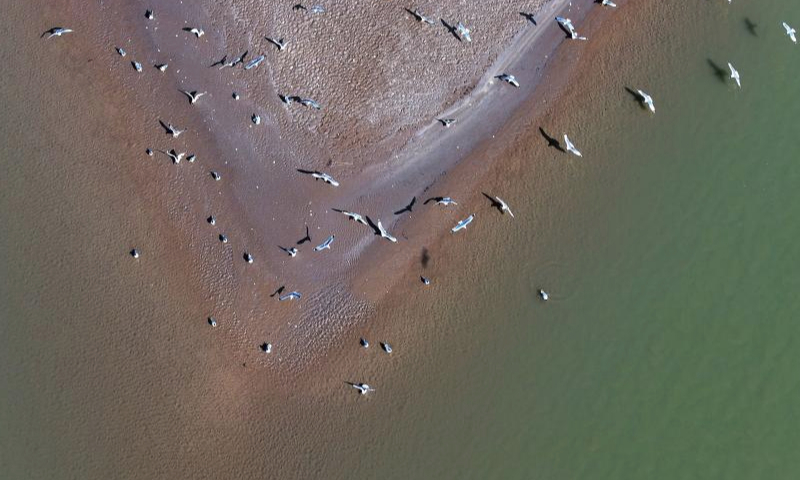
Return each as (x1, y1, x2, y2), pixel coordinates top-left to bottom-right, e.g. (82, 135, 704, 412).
(2, 0, 627, 477)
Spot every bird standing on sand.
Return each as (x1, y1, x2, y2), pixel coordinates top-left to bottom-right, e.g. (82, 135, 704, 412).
(244, 252, 254, 263)
(451, 214, 475, 233)
(116, 47, 126, 57)
(145, 10, 154, 20)
(279, 291, 302, 301)
(211, 171, 222, 181)
(265, 37, 288, 51)
(183, 27, 204, 37)
(155, 63, 168, 72)
(132, 61, 143, 72)
(783, 22, 797, 43)
(279, 246, 298, 257)
(411, 9, 436, 25)
(497, 74, 520, 87)
(377, 220, 398, 243)
(130, 248, 140, 258)
(635, 89, 656, 113)
(563, 134, 582, 157)
(332, 208, 368, 226)
(181, 90, 207, 104)
(315, 235, 335, 251)
(727, 63, 741, 88)
(42, 27, 73, 39)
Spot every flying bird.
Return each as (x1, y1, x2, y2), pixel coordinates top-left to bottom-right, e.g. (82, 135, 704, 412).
(163, 149, 185, 164)
(265, 37, 288, 51)
(300, 170, 339, 186)
(424, 196, 458, 206)
(601, 0, 617, 7)
(42, 27, 73, 39)
(183, 27, 204, 37)
(297, 225, 312, 245)
(783, 22, 797, 43)
(244, 55, 265, 70)
(410, 9, 436, 25)
(497, 73, 520, 87)
(636, 89, 656, 113)
(314, 235, 335, 251)
(159, 120, 185, 137)
(350, 383, 375, 395)
(181, 90, 207, 104)
(296, 97, 322, 110)
(455, 22, 472, 42)
(279, 291, 302, 301)
(727, 62, 741, 88)
(556, 16, 587, 40)
(563, 134, 582, 157)
(332, 208, 368, 226)
(394, 197, 416, 215)
(483, 193, 514, 217)
(279, 246, 298, 257)
(451, 214, 475, 233)
(376, 220, 398, 243)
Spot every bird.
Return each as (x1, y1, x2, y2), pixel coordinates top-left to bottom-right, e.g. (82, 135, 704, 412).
(116, 47, 126, 57)
(207, 216, 216, 226)
(252, 114, 261, 125)
(42, 27, 73, 39)
(244, 252, 254, 263)
(421, 276, 431, 285)
(309, 171, 340, 186)
(483, 193, 514, 217)
(727, 62, 741, 88)
(132, 61, 143, 72)
(314, 235, 335, 251)
(410, 9, 436, 25)
(260, 342, 273, 353)
(601, 0, 617, 7)
(381, 342, 392, 353)
(160, 120, 185, 137)
(455, 22, 472, 42)
(497, 74, 520, 87)
(186, 154, 196, 163)
(563, 134, 582, 157)
(636, 89, 656, 113)
(538, 289, 549, 301)
(219, 233, 228, 243)
(297, 225, 312, 245)
(376, 220, 398, 242)
(265, 37, 288, 51)
(220, 50, 248, 69)
(130, 248, 140, 258)
(438, 118, 456, 127)
(155, 63, 168, 72)
(360, 338, 369, 348)
(351, 383, 374, 395)
(145, 10, 154, 20)
(279, 246, 298, 257)
(208, 317, 217, 327)
(279, 291, 302, 301)
(244, 55, 265, 70)
(310, 5, 326, 14)
(424, 196, 458, 206)
(332, 208, 368, 226)
(232, 92, 240, 100)
(394, 197, 416, 215)
(556, 16, 587, 40)
(296, 97, 322, 110)
(183, 27, 204, 37)
(451, 214, 475, 233)
(164, 149, 185, 164)
(211, 171, 222, 181)
(783, 22, 797, 43)
(181, 90, 207, 104)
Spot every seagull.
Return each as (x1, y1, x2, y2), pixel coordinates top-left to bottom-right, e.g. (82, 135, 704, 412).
(381, 342, 392, 353)
(455, 22, 472, 42)
(563, 134, 582, 157)
(130, 248, 140, 258)
(164, 149, 185, 164)
(727, 62, 741, 88)
(411, 9, 436, 25)
(497, 73, 520, 87)
(260, 342, 273, 353)
(297, 225, 312, 245)
(310, 5, 326, 14)
(207, 216, 216, 225)
(219, 233, 228, 243)
(601, 0, 617, 7)
(279, 246, 298, 257)
(211, 171, 221, 181)
(376, 220, 398, 242)
(296, 97, 322, 110)
(636, 89, 656, 113)
(181, 90, 207, 104)
(252, 114, 261, 125)
(314, 235, 335, 251)
(421, 276, 431, 285)
(183, 27, 204, 37)
(451, 214, 475, 233)
(279, 291, 302, 301)
(394, 197, 416, 215)
(309, 171, 340, 186)
(438, 118, 456, 127)
(160, 120, 185, 137)
(145, 10, 154, 20)
(244, 55, 265, 70)
(132, 61, 143, 72)
(155, 63, 168, 72)
(116, 47, 126, 57)
(265, 37, 288, 51)
(351, 383, 374, 395)
(538, 289, 549, 301)
(783, 22, 797, 43)
(208, 317, 217, 327)
(219, 50, 248, 69)
(556, 16, 587, 40)
(244, 252, 254, 263)
(484, 194, 514, 217)
(360, 338, 369, 348)
(186, 154, 196, 163)
(424, 196, 458, 206)
(42, 27, 73, 39)
(332, 208, 368, 225)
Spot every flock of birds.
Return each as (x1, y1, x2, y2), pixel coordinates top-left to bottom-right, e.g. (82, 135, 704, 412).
(42, 1, 798, 397)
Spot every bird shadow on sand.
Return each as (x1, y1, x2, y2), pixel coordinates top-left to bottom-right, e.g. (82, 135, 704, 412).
(520, 12, 537, 25)
(706, 59, 728, 84)
(744, 17, 758, 37)
(440, 19, 462, 42)
(269, 285, 285, 297)
(394, 197, 416, 215)
(481, 192, 504, 213)
(158, 119, 173, 134)
(539, 127, 565, 152)
(556, 22, 575, 39)
(364, 216, 382, 236)
(421, 247, 430, 268)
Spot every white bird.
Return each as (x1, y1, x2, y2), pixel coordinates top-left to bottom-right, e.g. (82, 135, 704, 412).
(727, 62, 741, 88)
(451, 214, 475, 233)
(376, 220, 398, 243)
(455, 22, 472, 42)
(279, 246, 298, 257)
(208, 317, 217, 327)
(183, 27, 204, 37)
(360, 338, 369, 348)
(252, 114, 261, 125)
(260, 342, 273, 353)
(411, 9, 436, 25)
(424, 196, 458, 206)
(132, 61, 143, 72)
(563, 134, 582, 157)
(494, 196, 514, 217)
(265, 37, 288, 51)
(314, 235, 335, 251)
(297, 98, 322, 110)
(211, 171, 222, 181)
(219, 233, 228, 243)
(438, 118, 456, 127)
(783, 22, 797, 43)
(556, 17, 587, 41)
(244, 252, 254, 263)
(155, 63, 168, 72)
(601, 0, 617, 7)
(538, 289, 549, 301)
(245, 55, 265, 70)
(116, 47, 126, 57)
(181, 90, 207, 104)
(130, 248, 140, 258)
(145, 10, 154, 20)
(332, 208, 368, 225)
(636, 89, 656, 113)
(279, 291, 302, 301)
(161, 121, 185, 137)
(186, 154, 196, 163)
(207, 216, 216, 225)
(381, 342, 392, 353)
(351, 383, 374, 395)
(42, 27, 73, 39)
(310, 171, 339, 186)
(164, 149, 185, 164)
(497, 73, 520, 87)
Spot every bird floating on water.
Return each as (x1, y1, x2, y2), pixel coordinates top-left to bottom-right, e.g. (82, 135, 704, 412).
(783, 22, 797, 43)
(451, 214, 475, 233)
(181, 90, 206, 104)
(279, 291, 302, 301)
(377, 220, 398, 243)
(42, 27, 73, 39)
(636, 89, 656, 113)
(332, 208, 368, 226)
(497, 74, 520, 87)
(265, 37, 288, 51)
(538, 289, 549, 301)
(279, 246, 298, 257)
(315, 235, 335, 251)
(245, 55, 265, 70)
(563, 134, 582, 157)
(183, 27, 204, 37)
(351, 383, 374, 395)
(411, 9, 436, 25)
(727, 63, 741, 88)
(425, 196, 458, 206)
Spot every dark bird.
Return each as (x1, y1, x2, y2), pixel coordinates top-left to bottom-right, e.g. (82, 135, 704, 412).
(394, 196, 416, 215)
